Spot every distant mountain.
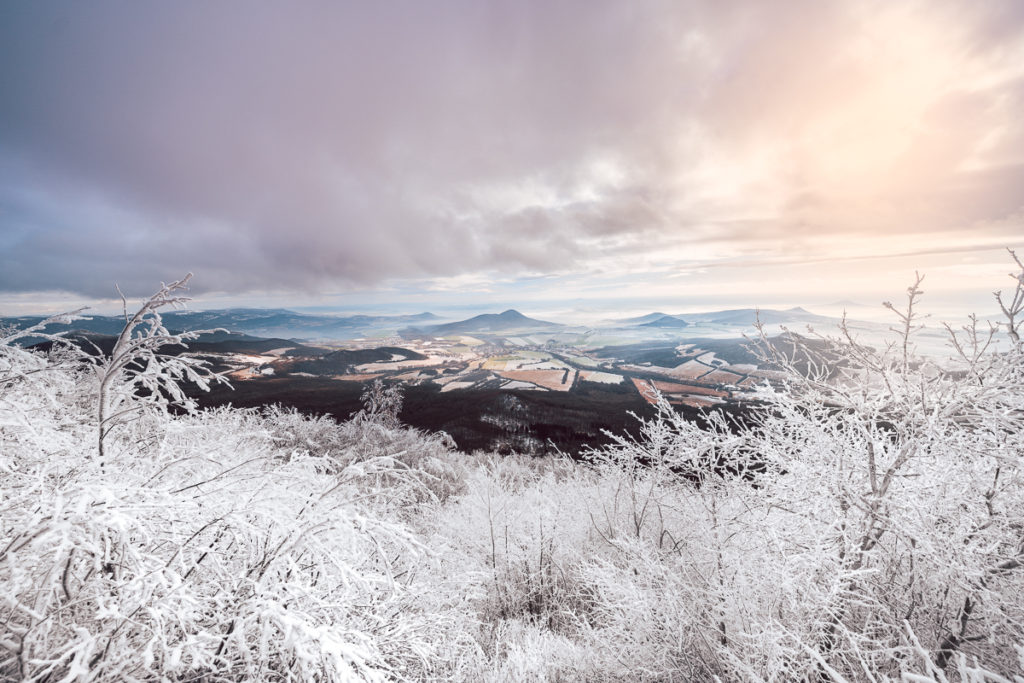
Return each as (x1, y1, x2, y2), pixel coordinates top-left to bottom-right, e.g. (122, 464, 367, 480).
(422, 309, 562, 336)
(162, 309, 445, 338)
(2, 314, 130, 338)
(2, 309, 446, 342)
(610, 307, 835, 329)
(28, 330, 327, 359)
(617, 312, 671, 325)
(183, 331, 327, 356)
(681, 307, 830, 326)
(640, 315, 690, 328)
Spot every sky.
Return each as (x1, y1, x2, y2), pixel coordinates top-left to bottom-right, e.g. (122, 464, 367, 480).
(1, 0, 1023, 319)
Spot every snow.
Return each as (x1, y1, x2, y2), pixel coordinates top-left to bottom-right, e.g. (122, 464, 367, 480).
(440, 380, 475, 392)
(579, 371, 623, 384)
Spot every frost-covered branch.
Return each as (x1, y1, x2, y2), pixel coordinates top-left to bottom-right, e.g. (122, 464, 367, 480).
(89, 274, 229, 468)
(995, 248, 1024, 344)
(0, 307, 90, 386)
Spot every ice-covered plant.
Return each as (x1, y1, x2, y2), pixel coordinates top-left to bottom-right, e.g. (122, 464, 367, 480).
(1, 275, 473, 682)
(87, 273, 228, 468)
(1, 308, 92, 469)
(576, 253, 1024, 680)
(355, 378, 405, 429)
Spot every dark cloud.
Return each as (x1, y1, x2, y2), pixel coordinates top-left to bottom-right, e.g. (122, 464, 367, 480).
(1, 1, 1022, 299)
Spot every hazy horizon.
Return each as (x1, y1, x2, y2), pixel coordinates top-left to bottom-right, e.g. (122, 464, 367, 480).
(1, 288, 1005, 329)
(2, 1, 1023, 320)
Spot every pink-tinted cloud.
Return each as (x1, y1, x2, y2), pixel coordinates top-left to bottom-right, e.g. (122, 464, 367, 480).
(1, 0, 1022, 300)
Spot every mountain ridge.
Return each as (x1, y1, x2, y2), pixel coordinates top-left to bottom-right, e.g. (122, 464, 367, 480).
(2, 309, 446, 341)
(418, 309, 562, 336)
(640, 315, 690, 328)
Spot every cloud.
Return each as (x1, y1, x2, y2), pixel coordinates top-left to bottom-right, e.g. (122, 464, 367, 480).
(1, 0, 1022, 301)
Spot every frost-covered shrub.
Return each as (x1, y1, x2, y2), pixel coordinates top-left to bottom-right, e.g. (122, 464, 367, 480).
(0, 402, 475, 681)
(261, 400, 469, 508)
(0, 309, 92, 472)
(0, 281, 476, 682)
(571, 258, 1024, 681)
(433, 463, 601, 651)
(5, 258, 1024, 682)
(85, 275, 228, 469)
(469, 619, 604, 682)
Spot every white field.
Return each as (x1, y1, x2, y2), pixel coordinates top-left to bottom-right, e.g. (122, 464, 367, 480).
(355, 358, 442, 372)
(228, 353, 274, 365)
(394, 371, 423, 380)
(508, 356, 570, 370)
(563, 354, 601, 368)
(668, 360, 711, 379)
(579, 371, 624, 384)
(440, 381, 475, 393)
(702, 369, 743, 385)
(501, 380, 542, 390)
(727, 363, 759, 373)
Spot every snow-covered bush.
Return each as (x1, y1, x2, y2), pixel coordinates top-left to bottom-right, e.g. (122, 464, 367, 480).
(0, 282, 475, 681)
(572, 257, 1024, 680)
(4, 256, 1023, 681)
(86, 274, 228, 470)
(1, 412, 420, 680)
(1, 309, 92, 471)
(261, 396, 468, 509)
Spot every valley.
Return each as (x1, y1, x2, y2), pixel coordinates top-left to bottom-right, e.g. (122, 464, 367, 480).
(168, 310, 786, 454)
(5, 304, 893, 455)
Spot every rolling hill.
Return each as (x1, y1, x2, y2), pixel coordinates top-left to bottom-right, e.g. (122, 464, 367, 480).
(419, 309, 562, 335)
(2, 309, 445, 342)
(640, 315, 690, 328)
(674, 307, 831, 325)
(616, 312, 671, 325)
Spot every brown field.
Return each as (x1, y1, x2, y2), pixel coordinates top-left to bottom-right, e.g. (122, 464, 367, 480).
(621, 363, 675, 376)
(727, 363, 759, 373)
(751, 369, 788, 380)
(578, 370, 624, 384)
(701, 369, 744, 385)
(498, 369, 575, 391)
(354, 358, 443, 372)
(331, 373, 383, 382)
(630, 378, 659, 405)
(667, 360, 711, 380)
(681, 396, 721, 408)
(651, 380, 727, 398)
(632, 378, 728, 406)
(394, 371, 423, 380)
